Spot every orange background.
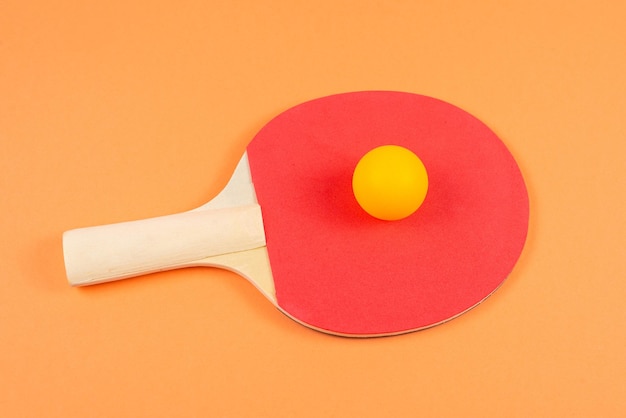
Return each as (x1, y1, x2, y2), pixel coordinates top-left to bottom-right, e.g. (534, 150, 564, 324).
(1, 1, 625, 416)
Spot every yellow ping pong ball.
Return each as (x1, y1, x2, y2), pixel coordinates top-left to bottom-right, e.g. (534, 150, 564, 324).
(352, 145, 428, 221)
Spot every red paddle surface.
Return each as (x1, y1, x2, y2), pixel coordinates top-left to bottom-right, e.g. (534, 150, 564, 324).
(247, 91, 529, 335)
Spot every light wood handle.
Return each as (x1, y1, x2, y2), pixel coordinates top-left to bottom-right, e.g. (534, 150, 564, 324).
(63, 204, 266, 286)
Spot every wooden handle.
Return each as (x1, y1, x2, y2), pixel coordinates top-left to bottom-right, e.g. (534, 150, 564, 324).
(63, 204, 266, 286)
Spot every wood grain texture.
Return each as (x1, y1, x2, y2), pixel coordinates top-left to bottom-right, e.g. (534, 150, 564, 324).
(63, 154, 270, 288)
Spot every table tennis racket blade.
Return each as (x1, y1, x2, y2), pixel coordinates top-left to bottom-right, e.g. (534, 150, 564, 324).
(245, 91, 529, 337)
(63, 91, 529, 338)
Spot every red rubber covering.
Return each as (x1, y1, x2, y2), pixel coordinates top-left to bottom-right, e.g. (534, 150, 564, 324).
(247, 91, 529, 336)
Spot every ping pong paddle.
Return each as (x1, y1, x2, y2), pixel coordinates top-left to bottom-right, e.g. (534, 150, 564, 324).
(63, 91, 529, 337)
